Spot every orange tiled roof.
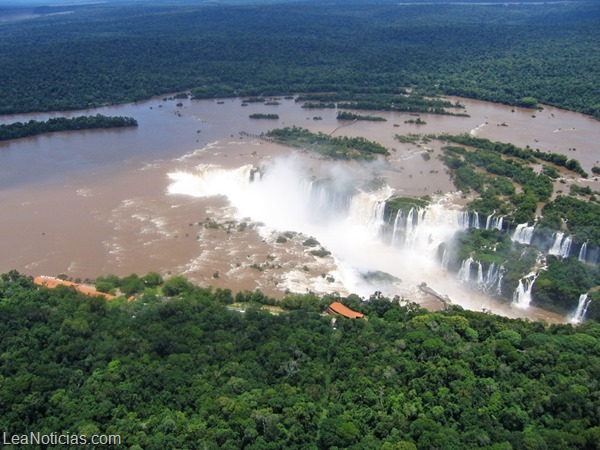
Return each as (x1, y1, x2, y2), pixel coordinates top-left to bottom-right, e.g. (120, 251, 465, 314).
(34, 276, 116, 300)
(328, 301, 364, 319)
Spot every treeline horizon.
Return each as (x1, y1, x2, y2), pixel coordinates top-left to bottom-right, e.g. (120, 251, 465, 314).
(0, 1, 598, 118)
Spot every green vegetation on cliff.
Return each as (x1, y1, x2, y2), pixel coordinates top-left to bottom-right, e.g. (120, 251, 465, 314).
(0, 271, 599, 449)
(541, 196, 600, 246)
(383, 196, 429, 222)
(533, 256, 600, 317)
(435, 134, 592, 229)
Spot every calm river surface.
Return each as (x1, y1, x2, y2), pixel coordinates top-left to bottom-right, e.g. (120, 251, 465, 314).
(1, 95, 598, 322)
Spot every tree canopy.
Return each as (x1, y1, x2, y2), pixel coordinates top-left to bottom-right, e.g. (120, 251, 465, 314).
(1, 271, 598, 449)
(0, 1, 598, 118)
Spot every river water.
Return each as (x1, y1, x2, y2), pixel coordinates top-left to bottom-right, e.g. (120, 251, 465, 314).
(1, 95, 598, 322)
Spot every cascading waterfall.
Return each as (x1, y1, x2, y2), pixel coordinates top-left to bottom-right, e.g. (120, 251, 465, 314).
(578, 243, 587, 262)
(441, 248, 450, 271)
(512, 223, 535, 245)
(570, 294, 592, 324)
(496, 266, 505, 296)
(549, 232, 572, 258)
(473, 211, 480, 229)
(168, 160, 569, 319)
(458, 257, 473, 283)
(303, 179, 352, 216)
(390, 210, 404, 247)
(457, 259, 504, 295)
(458, 211, 482, 229)
(512, 271, 540, 308)
(560, 236, 572, 257)
(346, 187, 393, 235)
(168, 164, 255, 197)
(459, 211, 470, 229)
(482, 262, 505, 295)
(404, 207, 417, 246)
(485, 262, 497, 287)
(391, 201, 475, 253)
(485, 213, 504, 231)
(477, 262, 484, 285)
(549, 231, 563, 255)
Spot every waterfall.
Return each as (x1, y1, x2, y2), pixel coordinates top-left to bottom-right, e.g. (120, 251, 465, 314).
(459, 260, 505, 296)
(459, 211, 470, 229)
(560, 236, 572, 258)
(304, 179, 352, 215)
(391, 210, 403, 247)
(570, 294, 592, 324)
(496, 216, 503, 231)
(549, 232, 563, 255)
(404, 207, 417, 246)
(512, 272, 540, 308)
(459, 210, 482, 229)
(441, 248, 450, 271)
(482, 262, 504, 296)
(473, 211, 480, 229)
(389, 197, 471, 254)
(486, 213, 504, 231)
(512, 223, 535, 245)
(168, 164, 255, 197)
(477, 262, 484, 285)
(485, 263, 496, 286)
(549, 232, 572, 258)
(578, 242, 588, 262)
(496, 265, 505, 296)
(346, 188, 392, 235)
(458, 257, 473, 283)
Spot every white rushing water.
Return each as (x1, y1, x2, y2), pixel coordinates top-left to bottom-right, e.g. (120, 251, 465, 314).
(512, 271, 540, 308)
(512, 223, 535, 245)
(578, 242, 588, 262)
(167, 156, 515, 313)
(458, 257, 473, 283)
(390, 204, 477, 252)
(570, 293, 592, 324)
(485, 213, 503, 231)
(456, 258, 504, 296)
(549, 232, 572, 258)
(441, 248, 450, 271)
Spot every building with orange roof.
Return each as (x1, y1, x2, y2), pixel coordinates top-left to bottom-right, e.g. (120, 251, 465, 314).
(34, 276, 116, 300)
(326, 301, 364, 319)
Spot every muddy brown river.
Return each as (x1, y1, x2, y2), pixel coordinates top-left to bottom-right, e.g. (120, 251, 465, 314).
(1, 95, 598, 322)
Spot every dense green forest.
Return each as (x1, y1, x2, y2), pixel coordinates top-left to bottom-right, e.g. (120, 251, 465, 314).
(297, 93, 466, 116)
(267, 127, 390, 160)
(1, 271, 599, 449)
(426, 134, 597, 230)
(0, 114, 138, 141)
(0, 1, 598, 117)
